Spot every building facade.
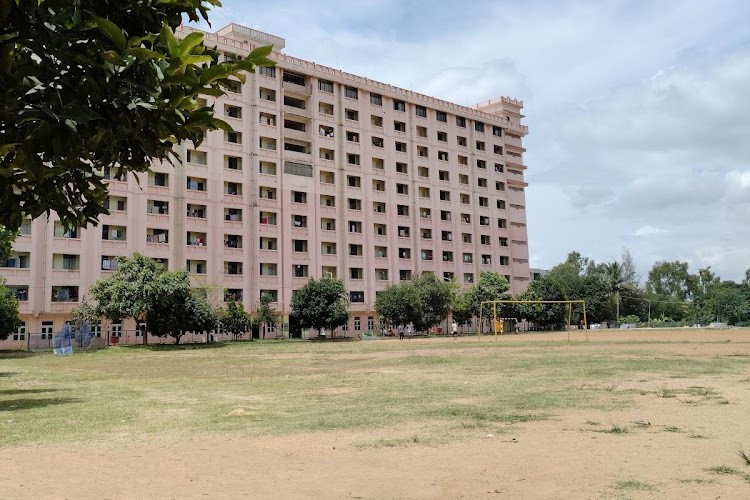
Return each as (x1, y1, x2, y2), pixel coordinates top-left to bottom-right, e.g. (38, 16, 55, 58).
(0, 24, 530, 346)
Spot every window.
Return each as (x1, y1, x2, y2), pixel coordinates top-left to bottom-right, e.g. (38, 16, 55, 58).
(415, 105, 427, 117)
(442, 251, 454, 262)
(187, 231, 207, 246)
(462, 233, 472, 244)
(225, 131, 242, 144)
(186, 149, 207, 164)
(421, 250, 433, 261)
(292, 215, 307, 228)
(187, 204, 207, 218)
(416, 126, 427, 138)
(482, 255, 492, 265)
(258, 87, 276, 102)
(397, 226, 410, 238)
(374, 223, 387, 235)
(464, 273, 474, 284)
(496, 181, 506, 191)
(398, 248, 411, 259)
(350, 291, 365, 303)
(225, 104, 242, 119)
(394, 121, 406, 133)
(399, 270, 412, 281)
(347, 153, 360, 165)
(51, 285, 79, 302)
(284, 119, 306, 132)
(492, 125, 502, 137)
(372, 157, 384, 170)
(259, 112, 276, 126)
(420, 207, 431, 219)
(441, 231, 453, 241)
(345, 86, 358, 99)
(459, 174, 469, 185)
(370, 93, 382, 106)
(498, 218, 507, 229)
(495, 163, 504, 173)
(477, 159, 487, 169)
(345, 109, 359, 121)
(372, 136, 384, 148)
(417, 146, 428, 158)
(319, 79, 333, 92)
(346, 131, 360, 142)
(371, 115, 383, 127)
(437, 131, 447, 142)
(319, 102, 334, 115)
(418, 166, 429, 178)
(499, 256, 510, 266)
(225, 234, 242, 249)
(438, 151, 448, 161)
(321, 193, 336, 205)
(375, 246, 387, 258)
(372, 179, 385, 191)
(348, 198, 362, 210)
(456, 116, 466, 127)
(259, 290, 278, 302)
(421, 228, 432, 239)
(292, 191, 307, 204)
(419, 187, 430, 198)
(259, 65, 275, 78)
(293, 265, 309, 278)
(41, 320, 54, 339)
(396, 183, 408, 195)
(457, 136, 467, 147)
(396, 162, 408, 174)
(497, 200, 506, 209)
(393, 100, 406, 112)
(259, 161, 276, 175)
(479, 196, 489, 207)
(320, 148, 335, 161)
(348, 221, 362, 233)
(440, 210, 451, 221)
(494, 145, 504, 155)
(458, 155, 468, 166)
(350, 268, 364, 280)
(436, 110, 447, 122)
(475, 121, 485, 132)
(480, 235, 491, 245)
(463, 253, 473, 263)
(146, 228, 169, 243)
(480, 215, 490, 226)
(499, 237, 508, 247)
(476, 141, 485, 151)
(224, 289, 244, 302)
(258, 263, 277, 276)
(321, 218, 336, 232)
(186, 176, 206, 191)
(321, 242, 337, 254)
(397, 205, 409, 216)
(226, 155, 242, 170)
(373, 201, 386, 213)
(461, 214, 471, 223)
(439, 190, 450, 201)
(349, 244, 363, 256)
(478, 178, 488, 188)
(460, 193, 470, 204)
(13, 321, 26, 341)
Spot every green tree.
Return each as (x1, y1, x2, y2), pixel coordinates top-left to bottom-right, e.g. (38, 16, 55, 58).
(375, 283, 422, 329)
(70, 296, 99, 330)
(89, 253, 164, 344)
(0, 0, 274, 233)
(645, 261, 696, 301)
(450, 289, 473, 327)
(290, 278, 349, 336)
(519, 279, 567, 330)
(0, 226, 16, 261)
(145, 271, 217, 344)
(412, 273, 453, 331)
(603, 261, 632, 322)
(468, 271, 510, 321)
(255, 293, 278, 339)
(0, 278, 21, 340)
(222, 300, 251, 340)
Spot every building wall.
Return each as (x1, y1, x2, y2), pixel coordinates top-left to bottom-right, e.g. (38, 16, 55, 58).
(0, 24, 530, 343)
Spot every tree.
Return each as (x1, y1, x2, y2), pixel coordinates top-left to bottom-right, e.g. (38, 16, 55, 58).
(519, 279, 567, 330)
(375, 283, 422, 329)
(0, 278, 21, 340)
(412, 273, 453, 331)
(145, 271, 217, 344)
(468, 271, 510, 321)
(603, 261, 633, 322)
(255, 293, 278, 339)
(89, 253, 164, 344)
(0, 226, 15, 261)
(0, 0, 274, 233)
(645, 261, 696, 301)
(222, 300, 252, 340)
(451, 289, 473, 327)
(70, 296, 99, 330)
(289, 278, 349, 336)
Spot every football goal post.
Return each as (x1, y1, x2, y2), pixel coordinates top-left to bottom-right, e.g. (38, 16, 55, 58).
(479, 300, 588, 342)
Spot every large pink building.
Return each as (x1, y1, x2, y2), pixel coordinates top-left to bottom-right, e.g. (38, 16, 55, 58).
(0, 24, 530, 345)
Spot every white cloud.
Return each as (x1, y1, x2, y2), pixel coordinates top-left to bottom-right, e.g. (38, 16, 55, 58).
(633, 225, 665, 237)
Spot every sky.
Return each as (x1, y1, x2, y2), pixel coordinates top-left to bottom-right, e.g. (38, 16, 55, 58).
(194, 0, 750, 283)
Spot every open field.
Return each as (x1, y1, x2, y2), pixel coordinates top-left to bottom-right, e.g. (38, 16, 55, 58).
(2, 328, 750, 499)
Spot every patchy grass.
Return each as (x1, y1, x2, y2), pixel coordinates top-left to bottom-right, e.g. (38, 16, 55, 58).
(663, 426, 683, 433)
(613, 479, 658, 491)
(738, 447, 750, 466)
(705, 465, 750, 483)
(1, 338, 749, 447)
(689, 430, 709, 439)
(677, 477, 716, 484)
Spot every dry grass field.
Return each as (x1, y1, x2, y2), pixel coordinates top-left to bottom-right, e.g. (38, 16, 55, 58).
(2, 328, 750, 499)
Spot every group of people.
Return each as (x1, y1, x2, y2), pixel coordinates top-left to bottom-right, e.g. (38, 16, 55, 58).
(380, 321, 463, 340)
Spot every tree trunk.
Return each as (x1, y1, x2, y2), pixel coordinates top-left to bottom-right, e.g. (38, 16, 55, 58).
(174, 333, 181, 345)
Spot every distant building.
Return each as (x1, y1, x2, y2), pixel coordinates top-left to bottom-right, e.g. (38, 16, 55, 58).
(530, 268, 548, 281)
(1, 24, 531, 346)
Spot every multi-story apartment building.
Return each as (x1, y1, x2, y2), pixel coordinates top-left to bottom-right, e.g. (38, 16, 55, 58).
(0, 24, 530, 345)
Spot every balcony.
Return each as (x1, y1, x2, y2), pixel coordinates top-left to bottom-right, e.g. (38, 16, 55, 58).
(51, 237, 82, 249)
(51, 269, 80, 280)
(50, 302, 77, 313)
(282, 80, 312, 96)
(284, 127, 310, 143)
(259, 275, 279, 285)
(0, 267, 31, 278)
(283, 103, 312, 119)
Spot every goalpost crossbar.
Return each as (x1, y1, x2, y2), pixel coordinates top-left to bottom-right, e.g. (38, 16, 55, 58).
(478, 299, 588, 342)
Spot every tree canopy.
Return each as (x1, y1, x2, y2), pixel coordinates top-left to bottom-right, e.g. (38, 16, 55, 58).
(255, 292, 278, 338)
(375, 282, 422, 328)
(221, 300, 252, 340)
(289, 278, 349, 335)
(0, 278, 21, 340)
(0, 0, 274, 232)
(146, 271, 217, 344)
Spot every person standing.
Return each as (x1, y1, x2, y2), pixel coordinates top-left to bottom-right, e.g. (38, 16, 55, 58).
(407, 322, 413, 340)
(398, 323, 404, 340)
(452, 320, 458, 340)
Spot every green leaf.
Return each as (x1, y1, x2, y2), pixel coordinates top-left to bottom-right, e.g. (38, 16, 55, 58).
(124, 47, 165, 60)
(247, 45, 273, 59)
(178, 32, 205, 56)
(198, 62, 231, 85)
(95, 17, 127, 52)
(160, 23, 179, 57)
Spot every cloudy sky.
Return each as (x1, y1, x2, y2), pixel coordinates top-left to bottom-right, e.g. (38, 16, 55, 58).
(195, 0, 750, 283)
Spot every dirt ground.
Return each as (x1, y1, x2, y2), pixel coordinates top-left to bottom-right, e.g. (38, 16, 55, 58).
(3, 329, 750, 499)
